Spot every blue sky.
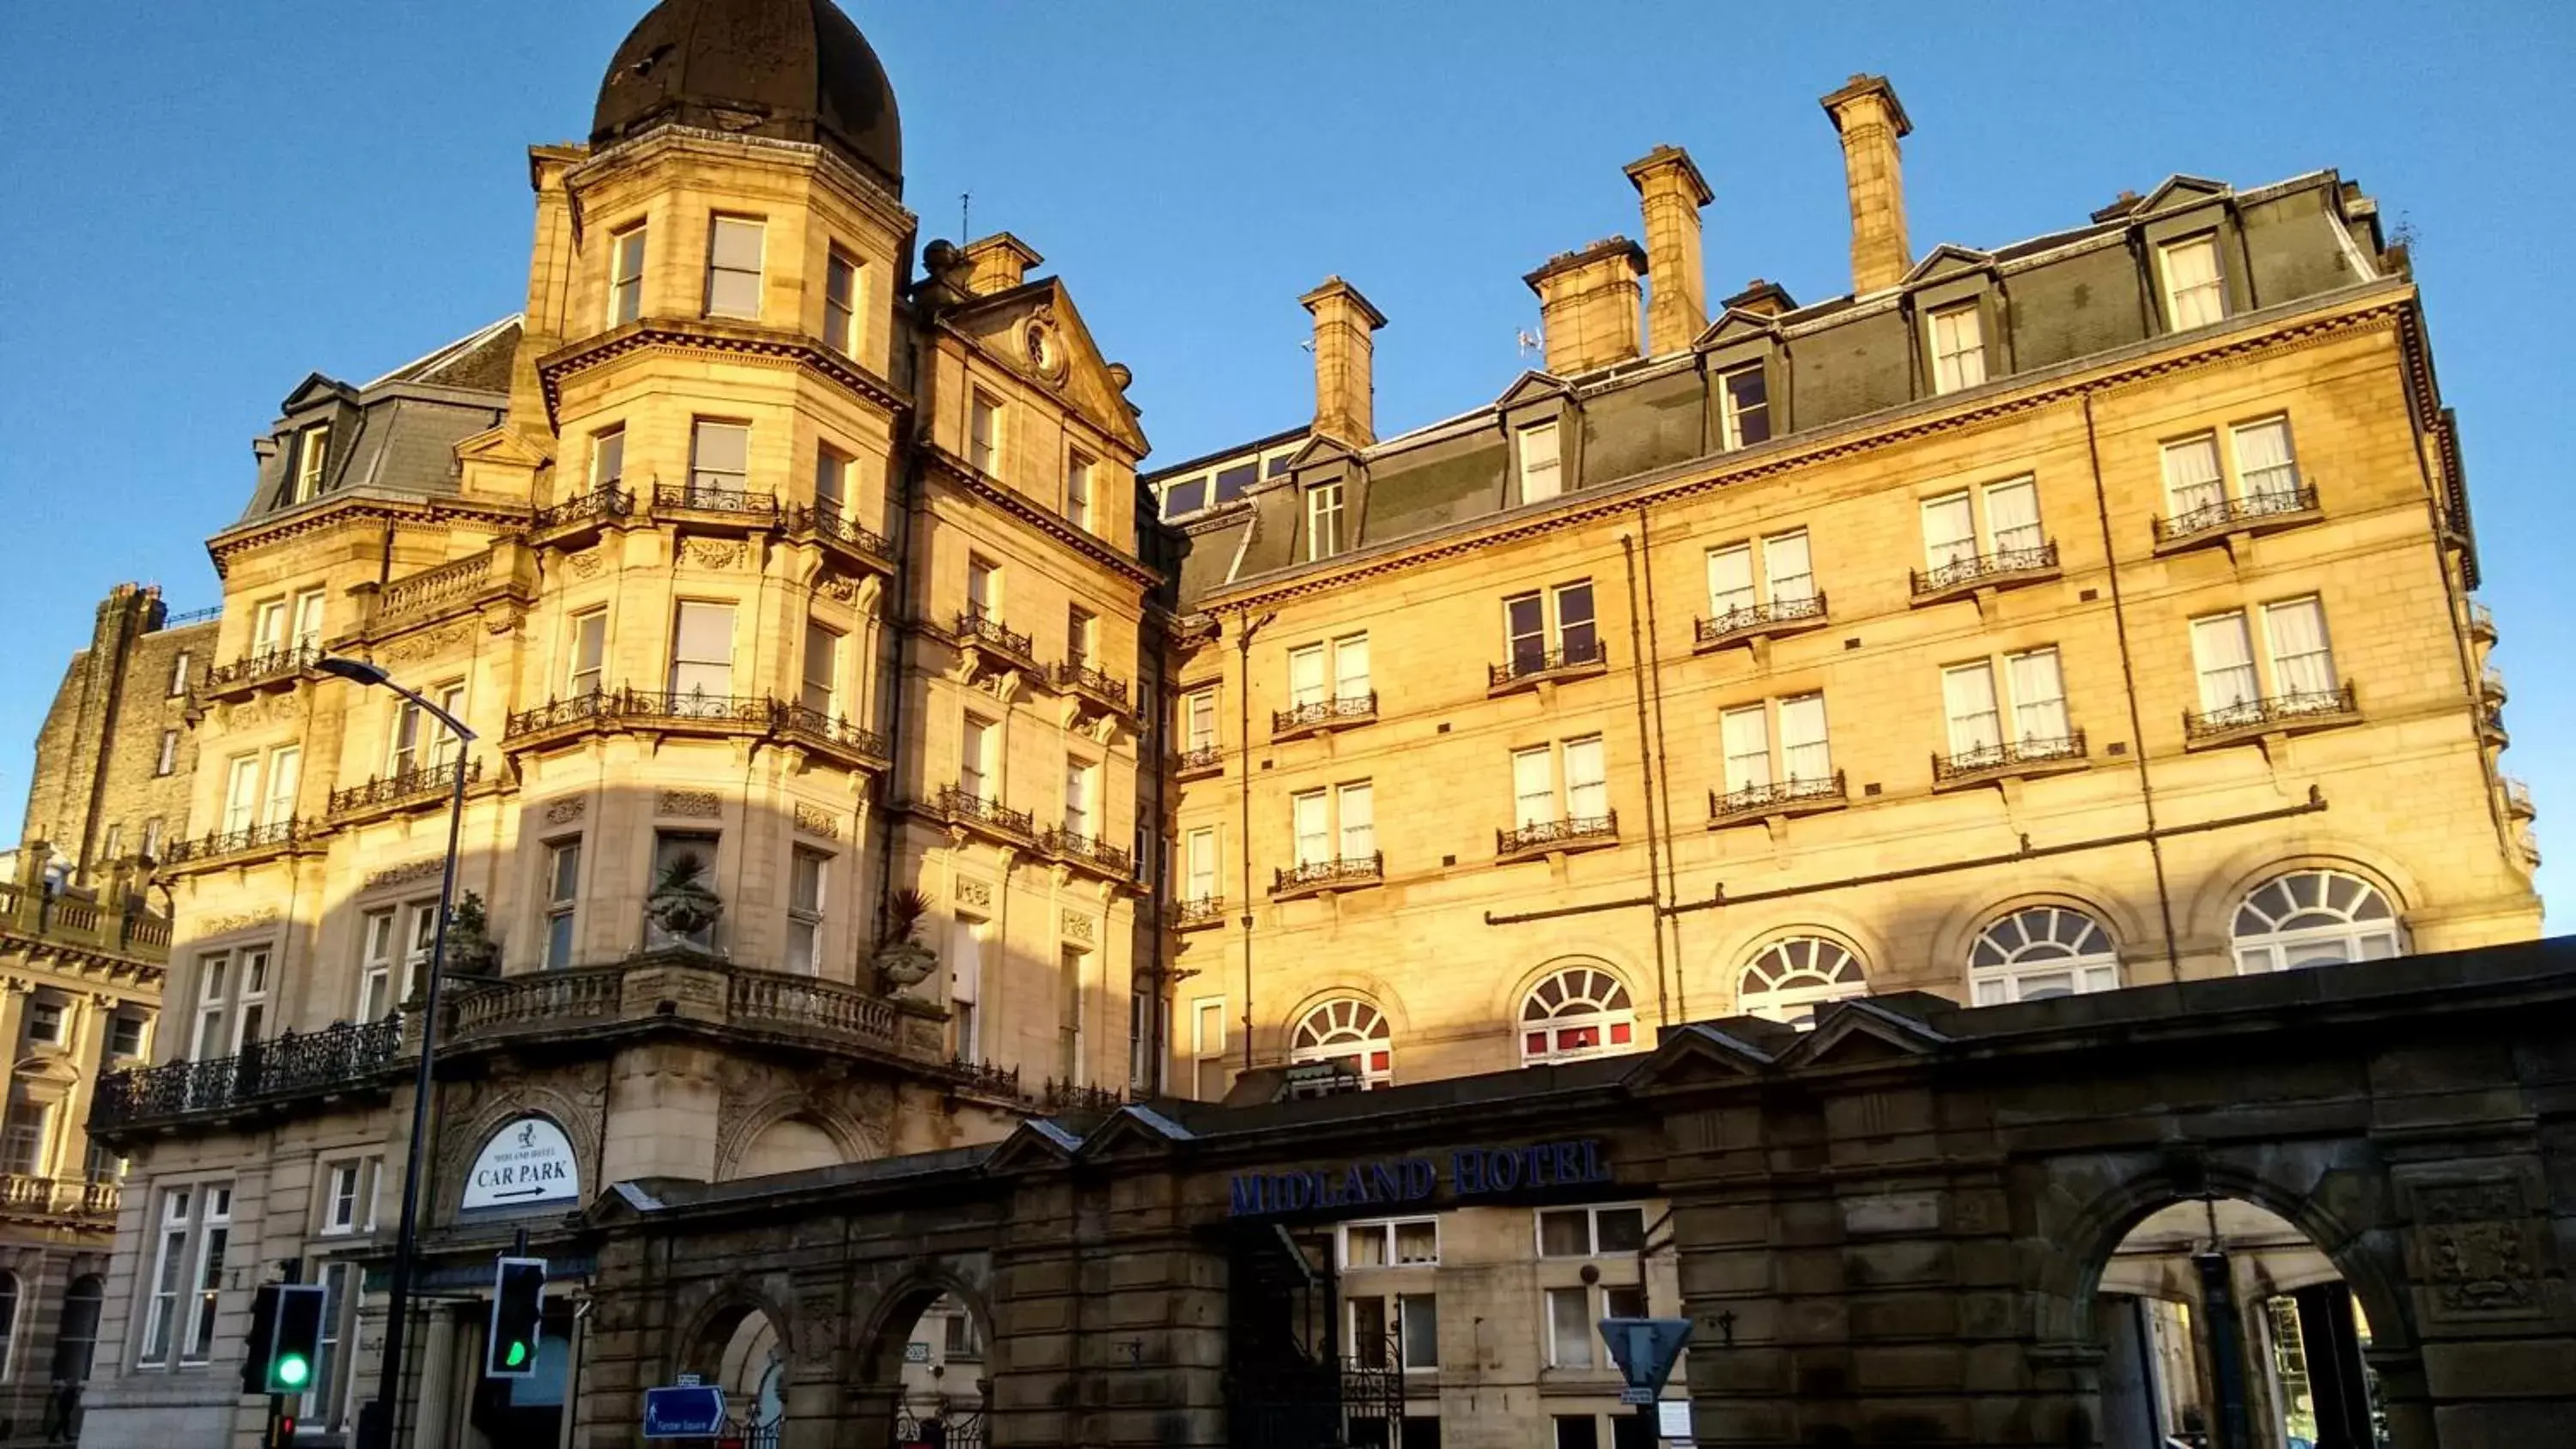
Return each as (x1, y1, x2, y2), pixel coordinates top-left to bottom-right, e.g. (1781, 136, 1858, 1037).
(1, 1, 2565, 919)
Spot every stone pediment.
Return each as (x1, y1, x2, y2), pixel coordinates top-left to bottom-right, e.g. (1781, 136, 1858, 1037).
(280, 372, 359, 413)
(1902, 244, 1998, 287)
(1285, 433, 1363, 469)
(981, 1116, 1083, 1173)
(1623, 1021, 1779, 1094)
(1072, 1104, 1196, 1164)
(456, 423, 552, 468)
(1493, 369, 1575, 410)
(2137, 173, 2232, 215)
(1783, 998, 1950, 1068)
(946, 278, 1150, 458)
(1692, 309, 1783, 350)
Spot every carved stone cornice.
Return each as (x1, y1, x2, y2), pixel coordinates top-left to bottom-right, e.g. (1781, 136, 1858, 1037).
(537, 319, 909, 425)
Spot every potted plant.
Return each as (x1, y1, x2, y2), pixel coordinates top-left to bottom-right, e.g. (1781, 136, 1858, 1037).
(646, 850, 724, 947)
(872, 888, 939, 995)
(445, 891, 502, 977)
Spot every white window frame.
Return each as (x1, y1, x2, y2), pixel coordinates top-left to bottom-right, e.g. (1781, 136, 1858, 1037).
(359, 911, 397, 1022)
(1737, 937, 1868, 1030)
(823, 246, 862, 355)
(1518, 966, 1636, 1065)
(1182, 688, 1218, 755)
(1502, 579, 1600, 674)
(668, 599, 736, 699)
(155, 730, 179, 777)
(139, 1186, 197, 1366)
(568, 609, 608, 698)
(687, 419, 750, 502)
(590, 425, 626, 492)
(543, 839, 582, 971)
(1928, 301, 1987, 394)
(786, 847, 828, 975)
(1518, 420, 1563, 503)
(802, 618, 843, 718)
(1545, 1285, 1598, 1368)
(1969, 906, 2122, 1004)
(704, 215, 765, 320)
(1305, 481, 1346, 561)
(1718, 361, 1771, 450)
(1339, 1216, 1439, 1270)
(321, 1161, 364, 1236)
(2160, 233, 2225, 330)
(1183, 827, 1218, 904)
(168, 652, 192, 697)
(2231, 869, 2405, 974)
(608, 222, 647, 326)
(180, 1183, 232, 1363)
(1066, 451, 1095, 532)
(1189, 995, 1227, 1100)
(293, 426, 331, 503)
(1534, 1203, 1650, 1259)
(1290, 997, 1394, 1090)
(969, 391, 1004, 476)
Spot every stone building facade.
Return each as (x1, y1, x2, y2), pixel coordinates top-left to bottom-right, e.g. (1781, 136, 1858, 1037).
(1147, 80, 2541, 1101)
(28, 2, 2541, 1447)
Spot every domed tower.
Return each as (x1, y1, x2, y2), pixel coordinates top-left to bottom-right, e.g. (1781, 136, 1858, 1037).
(591, 0, 904, 196)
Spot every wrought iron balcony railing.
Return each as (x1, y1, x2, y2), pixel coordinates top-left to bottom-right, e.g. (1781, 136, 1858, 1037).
(327, 757, 483, 820)
(945, 1057, 1026, 1100)
(1049, 660, 1132, 710)
(954, 610, 1036, 664)
(1489, 638, 1608, 690)
(2503, 777, 2536, 819)
(1911, 543, 2060, 599)
(781, 504, 895, 565)
(160, 817, 315, 868)
(1710, 772, 1848, 823)
(1037, 1080, 1127, 1113)
(653, 482, 780, 521)
(1273, 853, 1385, 896)
(1040, 828, 1135, 878)
(1272, 693, 1377, 737)
(1696, 593, 1828, 648)
(620, 688, 776, 730)
(1175, 744, 1224, 777)
(1170, 896, 1226, 930)
(88, 1017, 404, 1136)
(199, 642, 320, 695)
(773, 702, 891, 764)
(2469, 601, 2496, 642)
(1498, 813, 1619, 858)
(2184, 682, 2360, 744)
(532, 484, 635, 533)
(931, 785, 1035, 840)
(1932, 731, 2088, 786)
(2152, 484, 2320, 545)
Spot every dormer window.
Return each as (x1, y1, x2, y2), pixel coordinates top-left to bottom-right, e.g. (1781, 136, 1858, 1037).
(609, 223, 647, 326)
(824, 247, 861, 355)
(1517, 421, 1563, 503)
(2160, 233, 2225, 330)
(704, 216, 764, 320)
(1718, 363, 1771, 449)
(1928, 304, 1986, 395)
(292, 425, 331, 503)
(1306, 482, 1346, 561)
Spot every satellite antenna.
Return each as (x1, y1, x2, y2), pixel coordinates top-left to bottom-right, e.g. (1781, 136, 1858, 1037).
(961, 191, 972, 239)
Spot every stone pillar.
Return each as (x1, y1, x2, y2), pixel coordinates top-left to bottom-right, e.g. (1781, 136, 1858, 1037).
(1625, 145, 1713, 356)
(1820, 74, 1914, 295)
(1299, 276, 1387, 447)
(1525, 238, 1646, 378)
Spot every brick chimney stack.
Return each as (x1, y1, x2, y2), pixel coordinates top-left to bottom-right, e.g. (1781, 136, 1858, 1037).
(1625, 145, 1714, 356)
(1525, 238, 1647, 377)
(1820, 74, 1915, 295)
(1300, 276, 1387, 447)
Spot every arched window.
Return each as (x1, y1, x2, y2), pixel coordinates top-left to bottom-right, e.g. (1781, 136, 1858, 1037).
(53, 1274, 103, 1384)
(1970, 906, 2121, 1004)
(1519, 967, 1634, 1065)
(1290, 998, 1394, 1089)
(1737, 937, 1867, 1029)
(2233, 869, 2402, 973)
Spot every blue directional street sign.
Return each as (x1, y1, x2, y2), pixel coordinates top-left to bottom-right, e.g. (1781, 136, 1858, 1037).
(1600, 1317, 1692, 1402)
(643, 1384, 729, 1438)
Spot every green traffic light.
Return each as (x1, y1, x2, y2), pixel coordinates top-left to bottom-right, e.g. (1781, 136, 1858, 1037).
(276, 1355, 311, 1388)
(506, 1340, 530, 1367)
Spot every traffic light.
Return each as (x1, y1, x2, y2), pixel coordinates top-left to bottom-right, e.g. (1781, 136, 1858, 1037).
(268, 1284, 327, 1395)
(242, 1282, 325, 1397)
(486, 1257, 547, 1379)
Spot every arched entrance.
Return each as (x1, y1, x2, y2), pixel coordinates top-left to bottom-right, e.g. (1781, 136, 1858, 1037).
(848, 1273, 994, 1449)
(2088, 1195, 2397, 1449)
(685, 1303, 789, 1447)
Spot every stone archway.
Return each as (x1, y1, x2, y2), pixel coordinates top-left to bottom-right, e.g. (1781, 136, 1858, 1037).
(676, 1294, 796, 1446)
(844, 1263, 997, 1449)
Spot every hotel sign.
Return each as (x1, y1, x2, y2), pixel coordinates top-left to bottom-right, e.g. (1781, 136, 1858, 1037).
(464, 1116, 580, 1212)
(1228, 1138, 1613, 1218)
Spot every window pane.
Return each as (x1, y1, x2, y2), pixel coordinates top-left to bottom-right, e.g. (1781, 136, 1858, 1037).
(1764, 530, 1814, 602)
(1399, 1294, 1439, 1368)
(1292, 791, 1329, 865)
(1984, 478, 2041, 553)
(1722, 365, 1770, 447)
(1394, 1221, 1437, 1264)
(2191, 614, 2259, 711)
(1548, 1288, 1595, 1367)
(1720, 706, 1770, 792)
(1334, 635, 1370, 697)
(1922, 494, 1975, 567)
(1943, 664, 2002, 755)
(1777, 694, 1830, 782)
(1288, 646, 1325, 706)
(2263, 597, 2336, 697)
(2234, 418, 2300, 500)
(1595, 1207, 1645, 1253)
(1347, 1226, 1388, 1267)
(1564, 737, 1607, 817)
(1338, 783, 1375, 859)
(2008, 649, 2068, 741)
(1538, 1209, 1589, 1258)
(1706, 545, 1753, 617)
(1554, 583, 1596, 658)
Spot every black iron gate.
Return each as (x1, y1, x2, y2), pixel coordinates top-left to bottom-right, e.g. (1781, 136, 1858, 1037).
(1225, 1222, 1406, 1449)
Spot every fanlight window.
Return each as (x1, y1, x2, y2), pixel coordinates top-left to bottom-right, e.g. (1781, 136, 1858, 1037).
(1970, 906, 2121, 1004)
(1520, 967, 1634, 1065)
(2233, 870, 2402, 973)
(1291, 998, 1394, 1089)
(1738, 937, 1867, 1030)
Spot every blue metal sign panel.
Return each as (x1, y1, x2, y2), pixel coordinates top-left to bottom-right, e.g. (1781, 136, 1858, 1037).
(1600, 1317, 1692, 1395)
(643, 1384, 729, 1438)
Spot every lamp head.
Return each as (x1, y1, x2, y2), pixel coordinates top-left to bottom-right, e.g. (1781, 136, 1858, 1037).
(317, 656, 391, 688)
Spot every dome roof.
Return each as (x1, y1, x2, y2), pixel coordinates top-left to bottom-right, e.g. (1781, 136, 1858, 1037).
(592, 0, 902, 193)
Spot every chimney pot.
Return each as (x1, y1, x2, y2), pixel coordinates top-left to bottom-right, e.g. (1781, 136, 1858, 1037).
(1820, 74, 1915, 294)
(1300, 276, 1387, 447)
(1523, 237, 1647, 376)
(1625, 145, 1714, 356)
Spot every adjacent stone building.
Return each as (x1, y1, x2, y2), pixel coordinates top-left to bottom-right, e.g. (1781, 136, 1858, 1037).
(35, 2, 2543, 1447)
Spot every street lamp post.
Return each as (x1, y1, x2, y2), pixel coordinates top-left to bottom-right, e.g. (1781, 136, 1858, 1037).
(319, 657, 474, 1449)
